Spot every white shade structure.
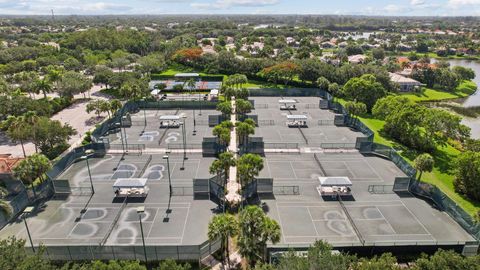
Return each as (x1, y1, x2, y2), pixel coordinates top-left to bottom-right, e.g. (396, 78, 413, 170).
(318, 177, 352, 187)
(286, 115, 307, 120)
(279, 99, 297, 110)
(159, 115, 181, 128)
(286, 114, 307, 127)
(113, 178, 149, 197)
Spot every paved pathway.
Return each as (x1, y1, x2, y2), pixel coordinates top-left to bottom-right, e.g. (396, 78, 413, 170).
(0, 85, 110, 158)
(225, 98, 241, 204)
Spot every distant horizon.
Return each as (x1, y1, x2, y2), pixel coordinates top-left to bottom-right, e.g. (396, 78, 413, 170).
(0, 0, 479, 17)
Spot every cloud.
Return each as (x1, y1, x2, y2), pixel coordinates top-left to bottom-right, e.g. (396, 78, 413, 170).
(191, 0, 279, 10)
(410, 0, 425, 5)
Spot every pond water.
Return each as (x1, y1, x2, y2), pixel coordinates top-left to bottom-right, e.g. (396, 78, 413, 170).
(431, 58, 480, 139)
(431, 58, 480, 107)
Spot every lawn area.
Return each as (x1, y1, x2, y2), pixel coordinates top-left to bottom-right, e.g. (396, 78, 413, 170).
(399, 81, 477, 102)
(355, 113, 480, 217)
(245, 80, 295, 89)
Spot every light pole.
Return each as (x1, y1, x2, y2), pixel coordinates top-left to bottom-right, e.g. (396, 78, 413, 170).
(192, 106, 196, 136)
(136, 206, 148, 264)
(180, 116, 187, 170)
(141, 98, 147, 127)
(80, 149, 95, 194)
(22, 207, 35, 253)
(163, 152, 172, 196)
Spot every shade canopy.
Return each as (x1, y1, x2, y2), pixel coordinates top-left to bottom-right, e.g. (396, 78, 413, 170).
(287, 115, 307, 120)
(279, 99, 297, 104)
(174, 73, 199, 77)
(113, 178, 148, 188)
(319, 177, 352, 187)
(159, 115, 180, 120)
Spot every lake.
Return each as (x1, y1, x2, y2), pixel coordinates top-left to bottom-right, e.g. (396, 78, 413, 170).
(431, 58, 480, 139)
(431, 58, 480, 107)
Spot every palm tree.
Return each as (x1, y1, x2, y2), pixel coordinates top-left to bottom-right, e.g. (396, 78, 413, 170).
(186, 78, 196, 92)
(1, 116, 31, 158)
(238, 205, 281, 267)
(23, 111, 40, 153)
(209, 152, 236, 187)
(34, 78, 52, 99)
(212, 126, 230, 150)
(235, 99, 253, 117)
(0, 186, 12, 218)
(216, 101, 232, 118)
(237, 153, 264, 186)
(207, 214, 239, 267)
(12, 154, 51, 199)
(236, 121, 255, 149)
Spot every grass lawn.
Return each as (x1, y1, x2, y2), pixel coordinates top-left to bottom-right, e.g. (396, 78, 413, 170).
(355, 113, 480, 217)
(245, 80, 295, 89)
(399, 81, 477, 102)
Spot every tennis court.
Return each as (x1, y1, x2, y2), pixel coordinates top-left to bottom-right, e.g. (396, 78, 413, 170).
(0, 153, 217, 247)
(250, 97, 362, 147)
(106, 109, 216, 150)
(260, 152, 474, 246)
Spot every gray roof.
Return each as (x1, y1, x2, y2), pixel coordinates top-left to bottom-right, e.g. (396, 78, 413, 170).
(113, 178, 148, 188)
(287, 115, 308, 120)
(319, 177, 352, 186)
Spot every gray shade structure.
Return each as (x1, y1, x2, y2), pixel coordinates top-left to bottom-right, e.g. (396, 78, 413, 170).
(113, 178, 149, 197)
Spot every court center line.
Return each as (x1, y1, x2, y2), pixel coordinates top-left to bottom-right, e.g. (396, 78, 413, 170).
(146, 207, 159, 238)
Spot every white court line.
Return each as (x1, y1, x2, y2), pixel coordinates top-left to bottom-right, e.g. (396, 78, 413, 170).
(275, 202, 287, 242)
(343, 161, 357, 179)
(363, 159, 384, 181)
(375, 206, 397, 234)
(194, 159, 201, 178)
(288, 161, 299, 180)
(181, 207, 190, 244)
(400, 200, 434, 240)
(367, 233, 433, 237)
(147, 208, 159, 238)
(306, 207, 320, 236)
(265, 159, 272, 178)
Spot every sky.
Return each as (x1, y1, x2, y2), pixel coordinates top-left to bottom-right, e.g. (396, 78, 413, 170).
(0, 0, 480, 16)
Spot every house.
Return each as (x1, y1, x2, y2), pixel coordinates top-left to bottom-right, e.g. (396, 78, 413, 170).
(389, 73, 422, 92)
(348, 54, 367, 64)
(0, 154, 23, 174)
(321, 41, 336, 49)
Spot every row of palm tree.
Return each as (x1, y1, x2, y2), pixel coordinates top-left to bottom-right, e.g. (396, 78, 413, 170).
(85, 99, 122, 119)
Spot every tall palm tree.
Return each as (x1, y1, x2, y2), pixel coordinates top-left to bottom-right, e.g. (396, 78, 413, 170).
(186, 78, 196, 92)
(209, 152, 236, 187)
(238, 206, 281, 267)
(34, 78, 52, 99)
(237, 154, 264, 186)
(236, 119, 256, 148)
(1, 116, 31, 158)
(208, 214, 238, 267)
(212, 125, 230, 150)
(23, 111, 40, 153)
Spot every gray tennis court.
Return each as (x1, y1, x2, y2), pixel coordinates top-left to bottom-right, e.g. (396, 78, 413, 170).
(106, 109, 216, 149)
(260, 152, 474, 246)
(0, 153, 217, 247)
(250, 97, 363, 147)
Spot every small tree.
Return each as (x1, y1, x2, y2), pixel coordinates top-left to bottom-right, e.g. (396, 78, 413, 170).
(13, 154, 52, 199)
(207, 214, 239, 267)
(109, 99, 122, 116)
(413, 153, 434, 181)
(212, 125, 231, 149)
(316, 76, 330, 90)
(328, 82, 341, 102)
(172, 83, 184, 94)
